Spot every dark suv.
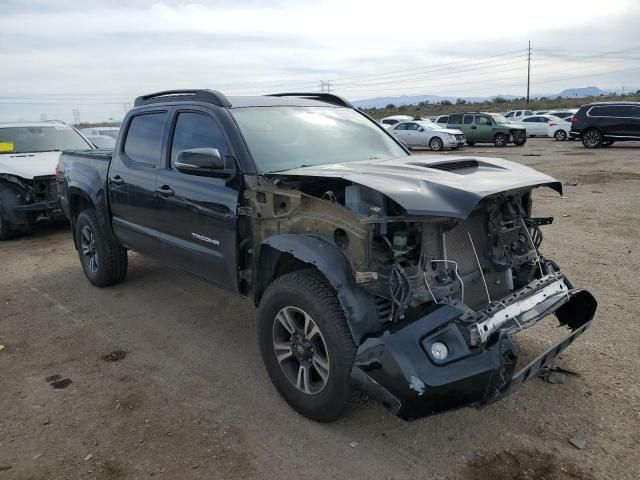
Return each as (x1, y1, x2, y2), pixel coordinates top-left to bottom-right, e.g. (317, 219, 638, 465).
(570, 102, 640, 148)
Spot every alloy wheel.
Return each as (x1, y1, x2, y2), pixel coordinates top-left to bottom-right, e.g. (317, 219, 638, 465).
(80, 225, 99, 272)
(583, 130, 601, 148)
(272, 306, 330, 395)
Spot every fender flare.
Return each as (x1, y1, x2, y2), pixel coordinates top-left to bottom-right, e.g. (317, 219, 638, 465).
(257, 234, 379, 345)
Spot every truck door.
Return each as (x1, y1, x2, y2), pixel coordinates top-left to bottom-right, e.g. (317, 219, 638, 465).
(474, 114, 493, 142)
(108, 111, 169, 258)
(462, 115, 475, 140)
(155, 109, 240, 290)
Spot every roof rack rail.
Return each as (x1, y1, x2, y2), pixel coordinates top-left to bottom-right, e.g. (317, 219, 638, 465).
(134, 89, 231, 108)
(267, 92, 352, 108)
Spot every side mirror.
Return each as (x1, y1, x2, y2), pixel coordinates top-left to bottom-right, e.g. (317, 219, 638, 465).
(175, 148, 234, 178)
(417, 127, 424, 132)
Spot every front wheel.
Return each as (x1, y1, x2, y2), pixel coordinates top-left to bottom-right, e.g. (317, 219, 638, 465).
(582, 129, 602, 148)
(466, 140, 476, 146)
(494, 133, 508, 147)
(554, 129, 567, 141)
(75, 209, 128, 287)
(429, 137, 444, 151)
(257, 270, 362, 422)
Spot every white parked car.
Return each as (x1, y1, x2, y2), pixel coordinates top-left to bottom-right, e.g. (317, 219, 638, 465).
(85, 134, 116, 149)
(80, 126, 120, 139)
(504, 110, 533, 121)
(434, 115, 449, 125)
(378, 115, 414, 129)
(389, 121, 465, 151)
(0, 121, 93, 239)
(514, 115, 571, 140)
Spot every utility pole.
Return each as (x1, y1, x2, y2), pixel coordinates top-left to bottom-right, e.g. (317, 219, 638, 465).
(72, 109, 80, 124)
(40, 113, 47, 121)
(526, 40, 531, 105)
(123, 102, 131, 113)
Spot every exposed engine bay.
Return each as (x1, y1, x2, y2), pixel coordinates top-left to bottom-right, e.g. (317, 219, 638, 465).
(246, 156, 596, 419)
(249, 174, 562, 345)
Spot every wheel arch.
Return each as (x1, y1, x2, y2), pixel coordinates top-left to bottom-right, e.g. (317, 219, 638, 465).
(254, 234, 378, 344)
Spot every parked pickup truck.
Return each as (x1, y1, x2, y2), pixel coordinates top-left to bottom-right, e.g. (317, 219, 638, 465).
(57, 90, 596, 422)
(0, 121, 93, 239)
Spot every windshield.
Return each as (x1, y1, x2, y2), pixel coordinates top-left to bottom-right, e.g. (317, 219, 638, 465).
(232, 106, 407, 172)
(490, 114, 510, 124)
(0, 125, 91, 154)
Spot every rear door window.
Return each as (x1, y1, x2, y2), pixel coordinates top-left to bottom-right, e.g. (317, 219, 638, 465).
(448, 114, 463, 124)
(123, 112, 168, 166)
(463, 115, 474, 124)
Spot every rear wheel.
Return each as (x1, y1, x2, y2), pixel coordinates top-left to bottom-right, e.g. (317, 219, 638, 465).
(582, 129, 602, 148)
(554, 129, 568, 141)
(257, 270, 362, 422)
(75, 209, 128, 287)
(0, 215, 17, 241)
(429, 137, 444, 151)
(494, 133, 508, 147)
(466, 141, 476, 146)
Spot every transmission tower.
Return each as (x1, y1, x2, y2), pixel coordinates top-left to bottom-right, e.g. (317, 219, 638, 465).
(72, 109, 81, 124)
(319, 80, 332, 93)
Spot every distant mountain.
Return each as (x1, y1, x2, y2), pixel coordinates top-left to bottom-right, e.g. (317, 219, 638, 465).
(351, 86, 628, 108)
(555, 86, 612, 97)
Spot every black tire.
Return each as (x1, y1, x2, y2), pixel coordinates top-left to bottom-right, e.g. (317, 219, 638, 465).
(257, 270, 362, 422)
(75, 209, 128, 287)
(513, 132, 527, 146)
(466, 141, 476, 146)
(494, 133, 508, 147)
(582, 129, 602, 148)
(554, 129, 567, 141)
(429, 137, 444, 151)
(0, 215, 17, 241)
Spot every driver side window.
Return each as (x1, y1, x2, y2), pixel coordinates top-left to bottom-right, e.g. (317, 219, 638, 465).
(170, 112, 228, 169)
(475, 116, 491, 126)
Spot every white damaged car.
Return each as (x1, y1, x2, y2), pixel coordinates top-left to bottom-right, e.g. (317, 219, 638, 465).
(389, 120, 465, 151)
(0, 121, 93, 239)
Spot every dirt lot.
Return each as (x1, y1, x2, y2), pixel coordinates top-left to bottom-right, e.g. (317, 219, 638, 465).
(1, 138, 639, 480)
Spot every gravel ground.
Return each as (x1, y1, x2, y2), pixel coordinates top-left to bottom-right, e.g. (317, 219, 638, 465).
(1, 138, 639, 479)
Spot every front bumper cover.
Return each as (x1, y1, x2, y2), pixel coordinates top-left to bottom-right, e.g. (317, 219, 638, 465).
(351, 288, 596, 420)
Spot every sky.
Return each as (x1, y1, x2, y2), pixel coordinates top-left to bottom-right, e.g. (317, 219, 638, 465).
(1, 0, 639, 122)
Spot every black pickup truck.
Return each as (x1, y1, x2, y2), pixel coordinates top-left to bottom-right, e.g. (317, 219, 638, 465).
(57, 90, 596, 422)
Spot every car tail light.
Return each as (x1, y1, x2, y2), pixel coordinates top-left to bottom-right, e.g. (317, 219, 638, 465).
(571, 116, 577, 124)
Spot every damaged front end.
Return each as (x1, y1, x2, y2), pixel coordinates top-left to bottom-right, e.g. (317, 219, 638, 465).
(0, 173, 64, 228)
(248, 156, 597, 420)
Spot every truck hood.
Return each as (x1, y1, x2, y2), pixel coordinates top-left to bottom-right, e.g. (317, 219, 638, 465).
(274, 156, 562, 218)
(0, 151, 61, 179)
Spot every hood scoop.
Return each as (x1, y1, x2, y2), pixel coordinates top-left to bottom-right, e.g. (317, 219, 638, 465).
(411, 159, 479, 172)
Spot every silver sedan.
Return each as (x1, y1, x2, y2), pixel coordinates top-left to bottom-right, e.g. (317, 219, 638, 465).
(389, 121, 465, 151)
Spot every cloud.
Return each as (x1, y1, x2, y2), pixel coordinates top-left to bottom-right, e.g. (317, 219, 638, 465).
(0, 0, 638, 122)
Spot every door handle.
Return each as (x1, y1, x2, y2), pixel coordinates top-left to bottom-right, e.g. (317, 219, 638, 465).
(110, 175, 124, 185)
(156, 185, 175, 197)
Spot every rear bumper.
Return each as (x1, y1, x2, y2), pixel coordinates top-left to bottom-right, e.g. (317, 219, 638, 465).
(351, 288, 596, 420)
